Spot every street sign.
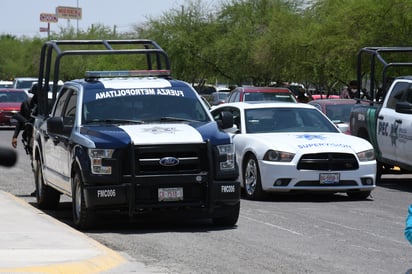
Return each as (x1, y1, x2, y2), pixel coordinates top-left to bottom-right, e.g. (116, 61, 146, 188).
(56, 6, 82, 20)
(40, 13, 58, 23)
(39, 27, 49, 32)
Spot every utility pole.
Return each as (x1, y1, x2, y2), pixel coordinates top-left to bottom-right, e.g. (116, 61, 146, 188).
(76, 0, 79, 34)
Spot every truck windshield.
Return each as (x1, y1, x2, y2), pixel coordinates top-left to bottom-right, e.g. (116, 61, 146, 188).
(83, 89, 210, 124)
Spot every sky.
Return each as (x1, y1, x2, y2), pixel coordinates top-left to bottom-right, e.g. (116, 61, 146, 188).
(0, 0, 221, 37)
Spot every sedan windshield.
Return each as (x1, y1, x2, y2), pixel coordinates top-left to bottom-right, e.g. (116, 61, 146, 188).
(245, 107, 339, 133)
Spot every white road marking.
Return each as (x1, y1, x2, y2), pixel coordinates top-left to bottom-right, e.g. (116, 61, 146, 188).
(241, 215, 303, 236)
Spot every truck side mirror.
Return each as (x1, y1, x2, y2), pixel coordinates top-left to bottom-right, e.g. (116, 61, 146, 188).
(218, 111, 234, 129)
(47, 116, 64, 134)
(396, 102, 412, 114)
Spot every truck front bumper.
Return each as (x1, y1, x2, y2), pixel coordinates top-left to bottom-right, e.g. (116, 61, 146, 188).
(83, 177, 240, 216)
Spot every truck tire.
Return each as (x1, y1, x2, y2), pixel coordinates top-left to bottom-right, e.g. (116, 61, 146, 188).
(72, 171, 95, 230)
(34, 158, 60, 209)
(212, 202, 240, 226)
(243, 155, 266, 200)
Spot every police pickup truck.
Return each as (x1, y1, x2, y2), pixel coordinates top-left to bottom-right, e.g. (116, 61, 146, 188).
(32, 40, 240, 229)
(350, 47, 412, 180)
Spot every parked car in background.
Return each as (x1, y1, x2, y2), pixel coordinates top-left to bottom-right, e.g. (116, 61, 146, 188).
(226, 86, 297, 103)
(0, 80, 13, 88)
(311, 93, 340, 100)
(12, 77, 38, 97)
(211, 102, 376, 200)
(193, 83, 231, 105)
(210, 91, 230, 105)
(0, 89, 29, 127)
(308, 99, 365, 134)
(193, 83, 230, 94)
(30, 80, 64, 100)
(12, 77, 37, 90)
(286, 84, 313, 102)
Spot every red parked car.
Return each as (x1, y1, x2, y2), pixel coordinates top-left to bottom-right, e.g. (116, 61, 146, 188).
(308, 98, 365, 134)
(0, 89, 28, 127)
(226, 86, 297, 103)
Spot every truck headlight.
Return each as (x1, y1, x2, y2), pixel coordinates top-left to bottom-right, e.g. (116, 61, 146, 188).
(357, 149, 375, 162)
(88, 149, 114, 174)
(217, 144, 235, 170)
(263, 150, 294, 162)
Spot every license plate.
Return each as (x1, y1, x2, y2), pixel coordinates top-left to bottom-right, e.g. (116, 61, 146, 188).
(319, 173, 340, 184)
(158, 187, 183, 202)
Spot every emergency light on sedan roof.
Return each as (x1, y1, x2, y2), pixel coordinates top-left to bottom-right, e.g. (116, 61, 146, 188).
(85, 70, 171, 78)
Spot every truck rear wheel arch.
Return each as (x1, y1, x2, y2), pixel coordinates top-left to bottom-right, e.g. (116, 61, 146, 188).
(34, 156, 61, 209)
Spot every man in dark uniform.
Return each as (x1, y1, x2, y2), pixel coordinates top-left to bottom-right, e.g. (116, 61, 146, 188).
(11, 84, 37, 150)
(11, 84, 37, 196)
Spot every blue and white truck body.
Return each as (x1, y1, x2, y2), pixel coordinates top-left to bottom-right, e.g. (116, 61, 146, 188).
(32, 40, 240, 229)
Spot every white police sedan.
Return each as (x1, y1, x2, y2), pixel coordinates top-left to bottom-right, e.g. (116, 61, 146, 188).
(211, 102, 376, 200)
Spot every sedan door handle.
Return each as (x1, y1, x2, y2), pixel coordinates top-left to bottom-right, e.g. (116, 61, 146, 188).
(396, 119, 402, 124)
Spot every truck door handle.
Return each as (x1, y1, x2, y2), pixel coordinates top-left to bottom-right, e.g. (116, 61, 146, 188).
(396, 119, 402, 124)
(377, 115, 384, 120)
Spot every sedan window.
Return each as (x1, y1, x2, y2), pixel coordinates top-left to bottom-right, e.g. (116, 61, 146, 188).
(245, 108, 339, 133)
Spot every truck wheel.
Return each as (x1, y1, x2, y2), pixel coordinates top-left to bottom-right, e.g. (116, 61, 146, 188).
(347, 191, 371, 200)
(34, 158, 60, 209)
(243, 155, 266, 200)
(212, 202, 240, 227)
(72, 171, 94, 230)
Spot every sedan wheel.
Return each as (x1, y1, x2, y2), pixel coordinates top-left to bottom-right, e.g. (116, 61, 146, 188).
(244, 155, 266, 200)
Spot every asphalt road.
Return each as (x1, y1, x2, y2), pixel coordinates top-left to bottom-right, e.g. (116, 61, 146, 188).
(1, 128, 412, 274)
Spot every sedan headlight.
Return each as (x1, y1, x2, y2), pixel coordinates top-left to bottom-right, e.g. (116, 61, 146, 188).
(357, 149, 375, 162)
(88, 149, 114, 174)
(263, 150, 295, 162)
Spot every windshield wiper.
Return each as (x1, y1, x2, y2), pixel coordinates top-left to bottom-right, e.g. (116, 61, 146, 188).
(84, 119, 144, 125)
(159, 116, 198, 123)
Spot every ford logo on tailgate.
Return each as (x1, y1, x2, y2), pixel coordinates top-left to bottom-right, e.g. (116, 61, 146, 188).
(159, 157, 179, 167)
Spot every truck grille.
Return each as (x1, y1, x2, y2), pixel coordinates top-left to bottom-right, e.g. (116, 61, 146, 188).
(297, 153, 358, 171)
(133, 144, 208, 175)
(117, 143, 211, 208)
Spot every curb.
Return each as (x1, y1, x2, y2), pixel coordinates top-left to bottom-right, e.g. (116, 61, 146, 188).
(0, 191, 127, 274)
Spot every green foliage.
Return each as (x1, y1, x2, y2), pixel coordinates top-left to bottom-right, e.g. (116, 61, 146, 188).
(2, 0, 412, 93)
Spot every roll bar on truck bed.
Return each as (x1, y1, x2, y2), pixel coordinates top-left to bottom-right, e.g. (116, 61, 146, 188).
(36, 39, 171, 116)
